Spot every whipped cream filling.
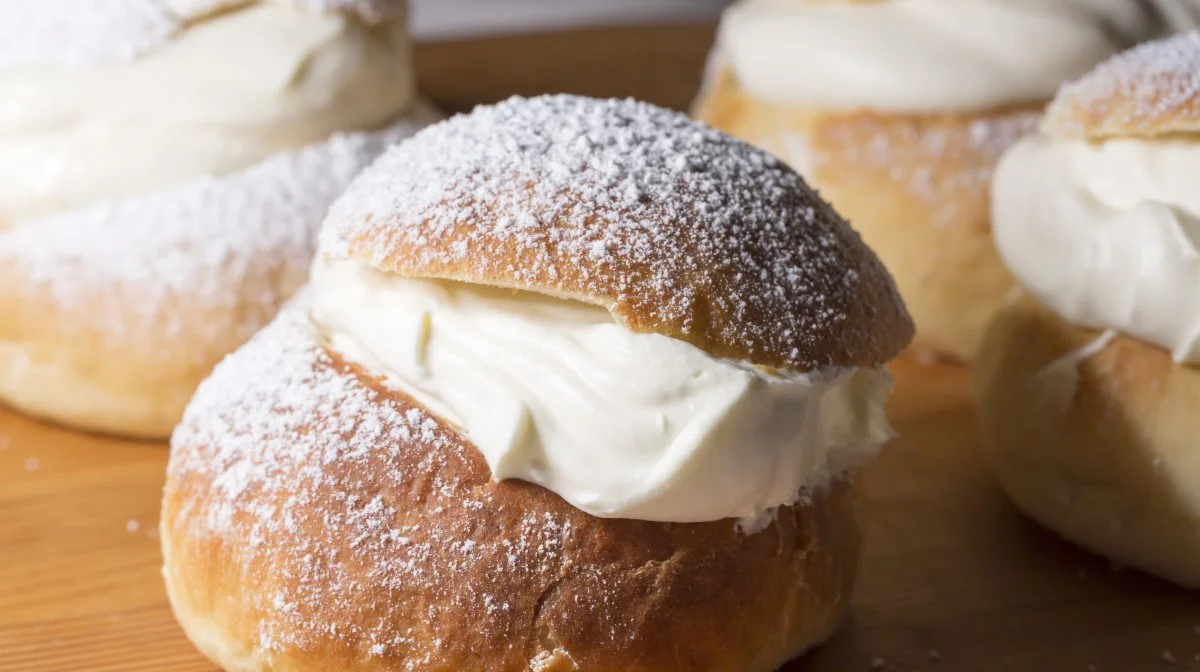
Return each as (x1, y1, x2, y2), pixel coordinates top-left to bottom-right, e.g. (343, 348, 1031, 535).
(310, 258, 894, 523)
(993, 136, 1200, 363)
(0, 2, 415, 221)
(716, 0, 1161, 112)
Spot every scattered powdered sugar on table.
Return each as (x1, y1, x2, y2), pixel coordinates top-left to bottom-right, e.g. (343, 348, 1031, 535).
(0, 108, 434, 361)
(325, 95, 881, 371)
(1050, 30, 1200, 138)
(0, 0, 406, 69)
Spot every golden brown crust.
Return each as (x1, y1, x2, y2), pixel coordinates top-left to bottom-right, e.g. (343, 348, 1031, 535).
(695, 71, 1037, 362)
(325, 95, 912, 373)
(0, 261, 299, 439)
(975, 294, 1200, 588)
(162, 308, 863, 671)
(1043, 31, 1200, 140)
(0, 105, 438, 439)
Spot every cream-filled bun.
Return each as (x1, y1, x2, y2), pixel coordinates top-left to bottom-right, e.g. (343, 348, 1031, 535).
(162, 95, 914, 671)
(694, 0, 1168, 361)
(980, 32, 1200, 587)
(0, 0, 416, 221)
(0, 0, 439, 438)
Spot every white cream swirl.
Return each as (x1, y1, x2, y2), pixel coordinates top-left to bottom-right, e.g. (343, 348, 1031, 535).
(310, 258, 894, 524)
(717, 0, 1162, 112)
(992, 136, 1200, 363)
(0, 2, 415, 221)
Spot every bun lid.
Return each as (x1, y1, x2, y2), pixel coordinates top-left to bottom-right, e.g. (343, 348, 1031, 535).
(321, 95, 913, 372)
(1044, 31, 1200, 140)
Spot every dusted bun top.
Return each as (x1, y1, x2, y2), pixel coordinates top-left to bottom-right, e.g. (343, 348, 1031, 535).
(322, 95, 913, 372)
(1044, 31, 1200, 140)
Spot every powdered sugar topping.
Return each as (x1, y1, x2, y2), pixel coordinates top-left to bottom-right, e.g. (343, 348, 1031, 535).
(0, 1, 176, 68)
(0, 105, 436, 358)
(0, 0, 406, 68)
(1049, 30, 1200, 138)
(324, 95, 898, 371)
(168, 302, 842, 663)
(169, 305, 599, 660)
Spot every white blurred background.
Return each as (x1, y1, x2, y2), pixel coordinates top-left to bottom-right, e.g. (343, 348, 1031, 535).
(410, 0, 731, 39)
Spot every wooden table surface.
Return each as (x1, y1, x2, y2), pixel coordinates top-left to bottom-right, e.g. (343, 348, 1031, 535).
(3, 24, 1199, 672)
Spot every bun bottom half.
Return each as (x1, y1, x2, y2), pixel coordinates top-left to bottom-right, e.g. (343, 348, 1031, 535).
(694, 72, 1037, 362)
(162, 305, 863, 672)
(975, 295, 1200, 588)
(0, 333, 232, 441)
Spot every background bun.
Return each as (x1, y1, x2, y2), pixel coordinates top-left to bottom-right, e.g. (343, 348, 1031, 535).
(0, 111, 435, 438)
(976, 295, 1200, 588)
(1043, 31, 1200, 139)
(693, 68, 1034, 363)
(323, 94, 913, 372)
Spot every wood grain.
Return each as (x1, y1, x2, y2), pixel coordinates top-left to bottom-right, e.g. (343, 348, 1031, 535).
(4, 23, 1200, 672)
